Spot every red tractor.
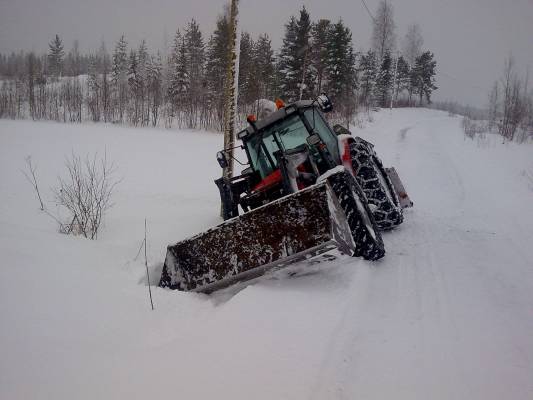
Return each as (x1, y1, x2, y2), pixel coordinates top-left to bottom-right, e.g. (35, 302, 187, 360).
(160, 95, 412, 293)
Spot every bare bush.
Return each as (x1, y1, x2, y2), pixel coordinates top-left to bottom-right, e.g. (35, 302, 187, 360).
(462, 117, 487, 140)
(53, 152, 118, 239)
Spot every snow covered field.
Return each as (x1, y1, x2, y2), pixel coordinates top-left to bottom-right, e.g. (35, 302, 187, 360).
(1, 109, 532, 399)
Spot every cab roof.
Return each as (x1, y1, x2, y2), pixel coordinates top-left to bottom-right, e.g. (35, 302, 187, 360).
(238, 100, 315, 141)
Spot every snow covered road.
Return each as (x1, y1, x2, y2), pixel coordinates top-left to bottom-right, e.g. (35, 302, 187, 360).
(1, 109, 532, 399)
(312, 110, 533, 399)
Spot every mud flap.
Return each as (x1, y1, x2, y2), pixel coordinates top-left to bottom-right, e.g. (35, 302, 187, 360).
(385, 167, 414, 208)
(159, 182, 355, 293)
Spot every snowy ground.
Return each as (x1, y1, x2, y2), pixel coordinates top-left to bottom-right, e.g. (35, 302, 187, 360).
(1, 109, 532, 399)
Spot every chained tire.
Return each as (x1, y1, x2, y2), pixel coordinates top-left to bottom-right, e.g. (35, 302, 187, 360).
(350, 140, 403, 230)
(327, 170, 385, 261)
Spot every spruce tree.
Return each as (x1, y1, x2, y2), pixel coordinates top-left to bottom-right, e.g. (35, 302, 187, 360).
(48, 34, 64, 79)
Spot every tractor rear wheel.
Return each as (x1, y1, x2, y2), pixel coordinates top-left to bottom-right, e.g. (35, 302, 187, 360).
(327, 170, 385, 261)
(350, 140, 403, 230)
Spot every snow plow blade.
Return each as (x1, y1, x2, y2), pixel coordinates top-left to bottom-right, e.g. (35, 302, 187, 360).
(159, 182, 355, 293)
(386, 167, 413, 208)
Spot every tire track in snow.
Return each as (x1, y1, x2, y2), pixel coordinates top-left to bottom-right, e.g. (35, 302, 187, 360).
(308, 262, 372, 399)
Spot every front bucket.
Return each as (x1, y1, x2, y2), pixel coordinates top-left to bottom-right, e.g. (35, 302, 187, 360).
(386, 167, 414, 208)
(159, 182, 355, 293)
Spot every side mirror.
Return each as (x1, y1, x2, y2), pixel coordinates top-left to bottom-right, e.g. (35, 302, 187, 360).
(306, 133, 321, 146)
(216, 151, 228, 169)
(316, 94, 333, 113)
(333, 124, 352, 136)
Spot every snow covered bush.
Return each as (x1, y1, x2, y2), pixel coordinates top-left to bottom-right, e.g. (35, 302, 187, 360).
(53, 152, 118, 239)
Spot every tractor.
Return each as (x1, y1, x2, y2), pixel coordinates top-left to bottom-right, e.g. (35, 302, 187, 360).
(159, 95, 411, 293)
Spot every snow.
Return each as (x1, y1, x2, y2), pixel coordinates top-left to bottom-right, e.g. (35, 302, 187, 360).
(1, 109, 532, 399)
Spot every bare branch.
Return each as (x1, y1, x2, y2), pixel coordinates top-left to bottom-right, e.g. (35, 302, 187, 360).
(21, 156, 45, 211)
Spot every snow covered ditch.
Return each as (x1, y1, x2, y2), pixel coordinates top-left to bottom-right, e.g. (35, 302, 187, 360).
(1, 109, 532, 399)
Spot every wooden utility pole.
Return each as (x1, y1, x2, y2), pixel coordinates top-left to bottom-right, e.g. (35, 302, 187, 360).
(390, 51, 399, 111)
(222, 0, 240, 181)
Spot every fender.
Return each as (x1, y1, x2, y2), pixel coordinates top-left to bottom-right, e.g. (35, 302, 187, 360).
(336, 134, 356, 176)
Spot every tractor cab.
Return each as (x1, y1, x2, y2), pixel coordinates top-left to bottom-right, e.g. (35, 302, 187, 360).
(215, 96, 342, 219)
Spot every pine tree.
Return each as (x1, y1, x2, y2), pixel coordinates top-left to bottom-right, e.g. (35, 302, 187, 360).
(278, 7, 313, 102)
(98, 41, 111, 122)
(112, 35, 128, 84)
(310, 19, 331, 95)
(205, 14, 231, 129)
(87, 55, 100, 121)
(375, 51, 393, 107)
(277, 16, 298, 101)
(137, 40, 149, 125)
(238, 32, 259, 113)
(411, 51, 437, 105)
(184, 19, 205, 128)
(358, 50, 378, 109)
(295, 6, 313, 100)
(325, 20, 356, 103)
(253, 34, 275, 100)
(168, 30, 189, 109)
(128, 50, 141, 124)
(394, 55, 410, 103)
(48, 34, 65, 79)
(147, 52, 163, 126)
(27, 52, 37, 118)
(111, 35, 128, 122)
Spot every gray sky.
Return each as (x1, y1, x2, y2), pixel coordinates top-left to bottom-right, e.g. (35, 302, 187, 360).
(1, 0, 532, 107)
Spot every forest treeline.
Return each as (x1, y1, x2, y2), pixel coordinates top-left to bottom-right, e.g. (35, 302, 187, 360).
(0, 3, 438, 131)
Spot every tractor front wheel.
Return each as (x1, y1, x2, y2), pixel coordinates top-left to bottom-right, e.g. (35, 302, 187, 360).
(350, 140, 403, 230)
(327, 170, 385, 261)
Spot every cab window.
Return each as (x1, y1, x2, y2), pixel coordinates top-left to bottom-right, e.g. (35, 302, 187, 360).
(304, 108, 339, 161)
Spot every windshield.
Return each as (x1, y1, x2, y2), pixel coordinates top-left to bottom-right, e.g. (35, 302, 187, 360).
(246, 114, 309, 178)
(245, 107, 340, 179)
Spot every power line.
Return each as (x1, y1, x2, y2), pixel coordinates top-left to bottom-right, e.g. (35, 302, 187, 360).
(360, 0, 376, 23)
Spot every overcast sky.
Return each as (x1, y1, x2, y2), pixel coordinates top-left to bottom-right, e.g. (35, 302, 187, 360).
(1, 0, 532, 107)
